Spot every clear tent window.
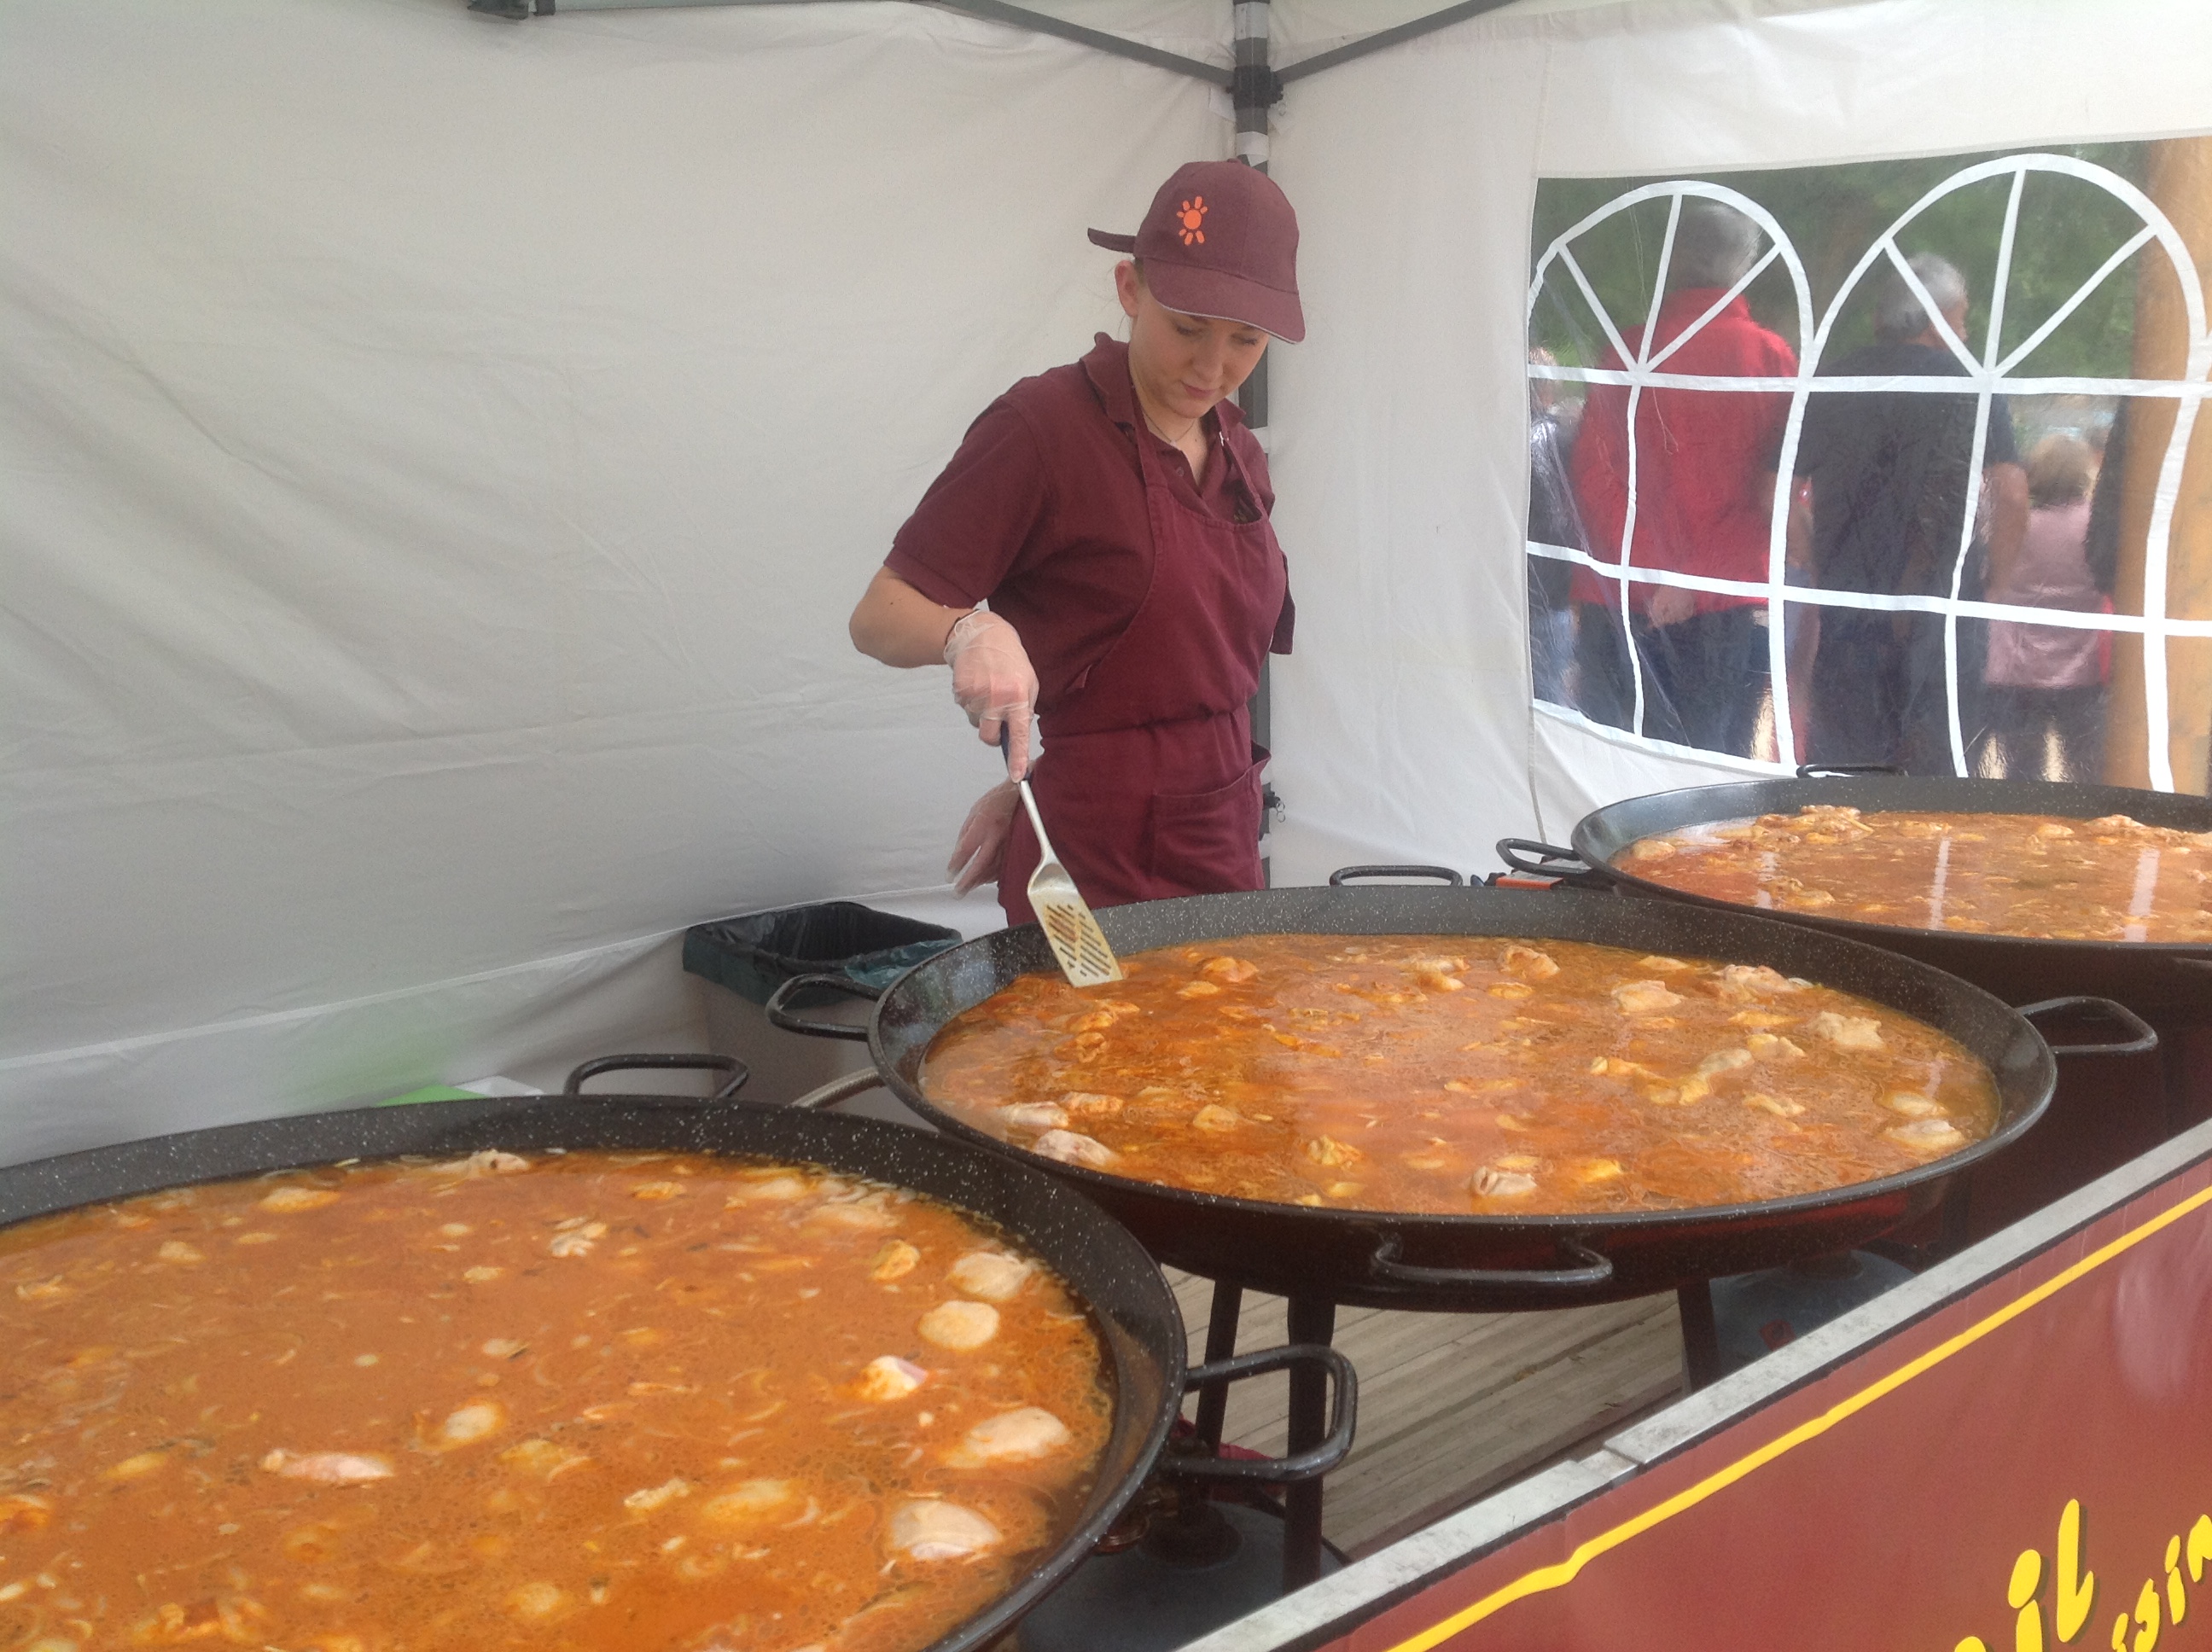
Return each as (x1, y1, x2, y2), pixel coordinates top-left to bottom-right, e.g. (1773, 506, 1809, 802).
(1522, 143, 2210, 791)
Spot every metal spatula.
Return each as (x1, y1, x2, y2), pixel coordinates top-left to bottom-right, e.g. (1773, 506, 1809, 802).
(1001, 730, 1122, 986)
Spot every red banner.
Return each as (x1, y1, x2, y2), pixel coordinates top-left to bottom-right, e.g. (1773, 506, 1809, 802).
(1329, 1157, 2212, 1652)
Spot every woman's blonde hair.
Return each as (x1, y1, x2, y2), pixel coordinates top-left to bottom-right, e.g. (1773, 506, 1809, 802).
(2026, 432, 2095, 509)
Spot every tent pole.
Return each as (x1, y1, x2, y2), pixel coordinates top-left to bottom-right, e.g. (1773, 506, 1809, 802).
(484, 0, 1524, 99)
(2102, 137, 2212, 794)
(919, 1, 1229, 85)
(1234, 1, 1283, 869)
(479, 0, 1235, 89)
(1232, 0, 1275, 436)
(1276, 0, 1520, 84)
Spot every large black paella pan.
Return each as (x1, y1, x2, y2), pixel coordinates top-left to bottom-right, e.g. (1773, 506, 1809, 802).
(776, 886, 2120, 1312)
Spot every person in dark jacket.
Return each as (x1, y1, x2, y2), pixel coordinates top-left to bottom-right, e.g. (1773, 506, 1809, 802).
(1790, 253, 2028, 773)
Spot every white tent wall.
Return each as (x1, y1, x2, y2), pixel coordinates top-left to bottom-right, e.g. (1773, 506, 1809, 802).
(1260, 0, 2212, 884)
(1, 0, 1226, 1159)
(1256, 10, 1551, 883)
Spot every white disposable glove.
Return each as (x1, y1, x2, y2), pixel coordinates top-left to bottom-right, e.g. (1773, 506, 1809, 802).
(943, 610, 1038, 779)
(946, 778, 1022, 895)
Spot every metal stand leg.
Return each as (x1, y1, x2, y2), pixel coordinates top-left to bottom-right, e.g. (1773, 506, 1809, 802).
(1283, 1294, 1336, 1592)
(1677, 1280, 1722, 1393)
(1937, 1179, 1974, 1256)
(1191, 1281, 1243, 1451)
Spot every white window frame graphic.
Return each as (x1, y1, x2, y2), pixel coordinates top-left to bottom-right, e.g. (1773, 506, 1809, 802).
(1524, 153, 2212, 791)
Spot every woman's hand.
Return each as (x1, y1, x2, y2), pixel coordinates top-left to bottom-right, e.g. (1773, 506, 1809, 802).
(947, 779, 1021, 893)
(943, 611, 1038, 778)
(848, 569, 1038, 777)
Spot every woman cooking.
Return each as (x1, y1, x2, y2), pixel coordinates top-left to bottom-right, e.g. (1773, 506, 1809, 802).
(848, 160, 1301, 926)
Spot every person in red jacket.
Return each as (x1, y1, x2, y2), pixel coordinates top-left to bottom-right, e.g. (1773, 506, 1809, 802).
(848, 161, 1298, 928)
(1568, 201, 1797, 755)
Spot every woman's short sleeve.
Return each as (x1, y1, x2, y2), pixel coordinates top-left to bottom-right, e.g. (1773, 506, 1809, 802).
(885, 401, 1050, 610)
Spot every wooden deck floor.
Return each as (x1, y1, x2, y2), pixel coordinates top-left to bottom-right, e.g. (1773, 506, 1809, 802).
(1166, 1273, 1687, 1557)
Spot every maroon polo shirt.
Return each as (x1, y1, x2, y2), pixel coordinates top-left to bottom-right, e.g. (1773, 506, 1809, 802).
(887, 335, 1293, 718)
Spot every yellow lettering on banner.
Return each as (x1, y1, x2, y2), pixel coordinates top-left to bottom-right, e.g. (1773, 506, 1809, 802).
(2014, 1549, 2048, 1652)
(1940, 1497, 2212, 1652)
(1941, 1498, 2212, 1649)
(2058, 1499, 2097, 1643)
(1942, 1497, 2212, 1652)
(2122, 1577, 2160, 1652)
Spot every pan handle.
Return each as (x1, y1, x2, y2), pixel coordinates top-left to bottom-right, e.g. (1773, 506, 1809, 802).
(1328, 864, 1465, 887)
(2016, 996, 2160, 1059)
(1161, 1345, 1357, 1485)
(1366, 1230, 1615, 1291)
(764, 973, 880, 1041)
(1795, 762, 1905, 778)
(562, 1053, 748, 1101)
(787, 1071, 887, 1112)
(1494, 838, 1610, 890)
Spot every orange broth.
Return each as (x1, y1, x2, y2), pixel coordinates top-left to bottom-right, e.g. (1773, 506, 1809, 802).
(920, 934, 2000, 1214)
(0, 1149, 1110, 1652)
(1617, 806, 2212, 943)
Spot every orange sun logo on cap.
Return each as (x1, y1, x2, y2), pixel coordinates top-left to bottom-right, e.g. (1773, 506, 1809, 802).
(1177, 196, 1208, 245)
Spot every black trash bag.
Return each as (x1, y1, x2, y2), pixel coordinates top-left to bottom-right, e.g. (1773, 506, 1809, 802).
(683, 902, 960, 1008)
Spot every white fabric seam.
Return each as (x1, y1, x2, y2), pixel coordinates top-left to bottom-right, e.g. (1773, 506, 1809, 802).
(1524, 540, 2212, 635)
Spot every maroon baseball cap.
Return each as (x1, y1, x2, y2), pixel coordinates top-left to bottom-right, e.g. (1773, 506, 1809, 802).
(1088, 160, 1304, 343)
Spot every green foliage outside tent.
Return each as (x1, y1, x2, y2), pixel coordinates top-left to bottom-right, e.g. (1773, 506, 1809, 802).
(1528, 143, 2150, 385)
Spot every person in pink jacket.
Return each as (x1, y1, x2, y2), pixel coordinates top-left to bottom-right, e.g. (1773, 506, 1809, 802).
(1980, 433, 2109, 781)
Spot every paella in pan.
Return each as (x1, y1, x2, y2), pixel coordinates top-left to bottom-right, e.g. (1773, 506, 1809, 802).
(920, 933, 2002, 1217)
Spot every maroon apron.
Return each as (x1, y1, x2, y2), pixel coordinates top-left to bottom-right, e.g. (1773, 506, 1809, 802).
(998, 421, 1289, 927)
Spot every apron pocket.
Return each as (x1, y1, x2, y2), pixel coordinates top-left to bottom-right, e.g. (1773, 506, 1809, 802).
(1144, 759, 1265, 895)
